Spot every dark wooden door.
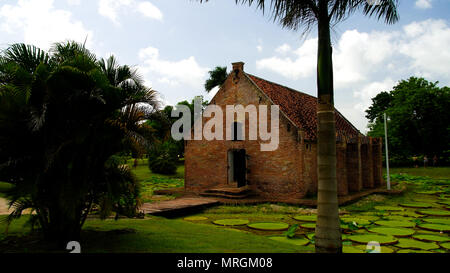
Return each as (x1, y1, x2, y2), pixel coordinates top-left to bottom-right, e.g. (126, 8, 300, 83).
(234, 149, 246, 187)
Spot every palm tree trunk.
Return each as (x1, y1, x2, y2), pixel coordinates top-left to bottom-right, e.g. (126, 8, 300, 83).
(314, 5, 342, 253)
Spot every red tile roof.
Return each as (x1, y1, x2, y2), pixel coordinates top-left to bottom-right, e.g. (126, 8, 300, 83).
(246, 73, 360, 140)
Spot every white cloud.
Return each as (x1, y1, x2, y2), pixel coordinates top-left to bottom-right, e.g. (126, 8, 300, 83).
(67, 0, 81, 5)
(256, 38, 317, 79)
(137, 1, 163, 20)
(275, 43, 291, 54)
(415, 0, 432, 9)
(256, 45, 263, 53)
(98, 0, 162, 25)
(138, 46, 209, 90)
(0, 0, 93, 50)
(255, 19, 450, 132)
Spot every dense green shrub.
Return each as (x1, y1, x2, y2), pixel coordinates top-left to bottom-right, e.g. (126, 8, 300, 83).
(148, 141, 178, 174)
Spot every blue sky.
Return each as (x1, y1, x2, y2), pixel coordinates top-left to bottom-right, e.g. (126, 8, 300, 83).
(1, 0, 449, 133)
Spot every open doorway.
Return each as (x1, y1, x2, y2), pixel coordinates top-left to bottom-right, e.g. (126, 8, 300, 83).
(227, 149, 246, 187)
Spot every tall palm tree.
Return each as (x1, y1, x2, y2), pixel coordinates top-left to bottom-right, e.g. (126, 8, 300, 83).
(197, 0, 399, 253)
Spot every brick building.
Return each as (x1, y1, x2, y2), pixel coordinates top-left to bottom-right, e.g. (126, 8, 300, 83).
(184, 62, 383, 200)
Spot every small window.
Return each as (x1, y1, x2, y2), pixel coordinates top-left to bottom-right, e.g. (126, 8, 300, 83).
(287, 123, 291, 132)
(232, 121, 243, 141)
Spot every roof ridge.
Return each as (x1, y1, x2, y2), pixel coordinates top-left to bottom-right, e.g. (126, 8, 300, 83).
(245, 73, 317, 99)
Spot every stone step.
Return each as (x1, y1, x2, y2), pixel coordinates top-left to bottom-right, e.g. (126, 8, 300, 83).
(199, 192, 252, 199)
(203, 186, 251, 196)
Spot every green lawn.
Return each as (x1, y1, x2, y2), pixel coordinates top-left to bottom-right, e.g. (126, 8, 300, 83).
(127, 158, 184, 202)
(0, 215, 310, 253)
(1, 166, 449, 253)
(386, 167, 450, 179)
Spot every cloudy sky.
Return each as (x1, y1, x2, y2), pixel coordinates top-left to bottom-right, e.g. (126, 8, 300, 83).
(1, 0, 449, 133)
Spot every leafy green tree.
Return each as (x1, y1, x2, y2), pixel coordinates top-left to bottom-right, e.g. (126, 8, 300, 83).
(367, 77, 450, 165)
(0, 42, 157, 247)
(197, 0, 399, 253)
(205, 66, 227, 92)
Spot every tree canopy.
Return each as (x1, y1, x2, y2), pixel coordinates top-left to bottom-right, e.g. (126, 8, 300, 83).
(366, 77, 450, 164)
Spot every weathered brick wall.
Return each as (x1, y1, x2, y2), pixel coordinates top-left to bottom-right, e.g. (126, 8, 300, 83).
(346, 142, 363, 192)
(185, 68, 307, 199)
(372, 138, 383, 187)
(336, 142, 349, 196)
(361, 142, 375, 188)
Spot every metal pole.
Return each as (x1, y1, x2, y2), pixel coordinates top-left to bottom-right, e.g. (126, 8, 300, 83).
(384, 112, 391, 190)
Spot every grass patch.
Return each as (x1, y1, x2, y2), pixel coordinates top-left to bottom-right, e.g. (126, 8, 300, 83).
(0, 216, 312, 253)
(386, 167, 450, 179)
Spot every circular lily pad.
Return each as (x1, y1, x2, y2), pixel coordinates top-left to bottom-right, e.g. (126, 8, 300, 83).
(438, 200, 450, 206)
(213, 219, 249, 226)
(268, 236, 310, 246)
(340, 217, 371, 226)
(369, 227, 415, 237)
(422, 218, 450, 225)
(306, 233, 315, 240)
(412, 234, 450, 243)
(415, 190, 442, 195)
(399, 203, 433, 209)
(375, 220, 415, 228)
(293, 215, 317, 222)
(396, 238, 439, 250)
(300, 223, 316, 230)
(396, 249, 434, 253)
(348, 234, 398, 245)
(440, 242, 450, 249)
(390, 211, 425, 218)
(247, 222, 289, 231)
(417, 209, 450, 217)
(386, 215, 415, 221)
(343, 246, 365, 253)
(418, 223, 450, 233)
(184, 216, 208, 221)
(356, 215, 380, 222)
(374, 206, 403, 211)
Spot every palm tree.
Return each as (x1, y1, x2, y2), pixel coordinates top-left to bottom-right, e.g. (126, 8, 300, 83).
(197, 0, 399, 253)
(0, 41, 157, 247)
(98, 55, 159, 158)
(205, 66, 227, 92)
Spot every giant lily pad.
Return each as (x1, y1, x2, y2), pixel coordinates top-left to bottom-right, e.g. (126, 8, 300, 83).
(440, 242, 450, 250)
(417, 209, 450, 217)
(347, 234, 398, 245)
(268, 236, 310, 246)
(415, 190, 443, 195)
(396, 249, 434, 253)
(422, 218, 450, 225)
(412, 234, 450, 243)
(399, 203, 432, 209)
(418, 223, 450, 233)
(374, 206, 403, 211)
(390, 211, 425, 218)
(343, 246, 365, 253)
(300, 223, 316, 230)
(396, 238, 439, 250)
(369, 227, 415, 237)
(356, 215, 380, 222)
(247, 222, 289, 231)
(340, 217, 371, 226)
(184, 216, 208, 221)
(293, 215, 317, 222)
(213, 219, 249, 226)
(375, 220, 415, 228)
